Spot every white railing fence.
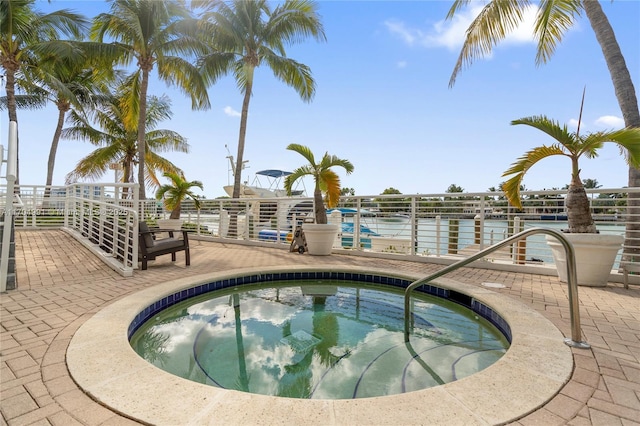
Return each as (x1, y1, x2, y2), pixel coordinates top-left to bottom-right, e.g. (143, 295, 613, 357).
(1, 182, 140, 276)
(64, 183, 140, 275)
(164, 188, 633, 267)
(2, 183, 638, 281)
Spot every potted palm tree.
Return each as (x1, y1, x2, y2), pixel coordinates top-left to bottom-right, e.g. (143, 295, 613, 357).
(503, 105, 640, 286)
(155, 172, 204, 230)
(284, 144, 354, 255)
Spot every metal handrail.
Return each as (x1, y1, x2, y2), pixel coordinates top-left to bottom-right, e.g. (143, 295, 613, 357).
(403, 227, 590, 349)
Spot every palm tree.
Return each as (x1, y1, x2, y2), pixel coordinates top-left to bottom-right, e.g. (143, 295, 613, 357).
(582, 178, 601, 190)
(91, 0, 210, 201)
(194, 0, 326, 200)
(22, 56, 116, 198)
(63, 90, 188, 191)
(284, 143, 354, 224)
(446, 0, 640, 257)
(0, 0, 87, 184)
(155, 172, 203, 219)
(502, 115, 640, 233)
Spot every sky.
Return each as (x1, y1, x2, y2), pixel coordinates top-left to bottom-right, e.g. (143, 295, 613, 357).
(2, 0, 639, 199)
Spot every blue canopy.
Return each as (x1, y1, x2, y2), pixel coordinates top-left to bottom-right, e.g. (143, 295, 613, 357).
(341, 222, 380, 236)
(256, 170, 292, 178)
(327, 208, 377, 217)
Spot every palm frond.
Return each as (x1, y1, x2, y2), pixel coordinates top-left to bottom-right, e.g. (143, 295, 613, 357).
(284, 165, 313, 195)
(448, 0, 532, 87)
(584, 128, 640, 168)
(287, 143, 316, 167)
(511, 115, 576, 151)
(319, 169, 340, 208)
(0, 94, 47, 111)
(157, 56, 210, 110)
(535, 0, 581, 65)
(263, 54, 315, 101)
(502, 145, 567, 208)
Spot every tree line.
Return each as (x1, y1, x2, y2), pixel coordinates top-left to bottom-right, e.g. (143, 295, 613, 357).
(1, 0, 325, 203)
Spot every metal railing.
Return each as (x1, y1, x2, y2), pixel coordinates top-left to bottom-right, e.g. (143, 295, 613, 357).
(403, 227, 590, 349)
(65, 193, 139, 274)
(0, 181, 140, 276)
(156, 188, 635, 276)
(1, 182, 638, 281)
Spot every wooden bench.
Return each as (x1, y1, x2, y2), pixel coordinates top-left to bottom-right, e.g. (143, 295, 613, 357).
(138, 222, 190, 270)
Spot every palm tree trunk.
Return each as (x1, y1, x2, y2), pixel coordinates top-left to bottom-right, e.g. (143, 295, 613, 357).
(233, 80, 253, 199)
(137, 69, 150, 203)
(229, 77, 254, 238)
(583, 1, 640, 262)
(566, 185, 596, 233)
(314, 189, 327, 224)
(5, 67, 20, 186)
(169, 205, 181, 220)
(233, 293, 249, 392)
(44, 105, 67, 200)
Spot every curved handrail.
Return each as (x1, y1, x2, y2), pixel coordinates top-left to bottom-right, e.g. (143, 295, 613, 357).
(403, 227, 590, 349)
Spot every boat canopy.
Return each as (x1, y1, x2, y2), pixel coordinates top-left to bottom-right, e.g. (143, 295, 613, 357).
(327, 208, 377, 217)
(256, 170, 292, 178)
(341, 222, 380, 236)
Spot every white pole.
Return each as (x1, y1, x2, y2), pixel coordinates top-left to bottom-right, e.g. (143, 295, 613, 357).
(435, 215, 441, 257)
(1, 122, 18, 292)
(512, 217, 521, 262)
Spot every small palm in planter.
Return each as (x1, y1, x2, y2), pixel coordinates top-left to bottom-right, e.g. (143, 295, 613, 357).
(503, 115, 640, 286)
(155, 172, 204, 229)
(284, 143, 354, 255)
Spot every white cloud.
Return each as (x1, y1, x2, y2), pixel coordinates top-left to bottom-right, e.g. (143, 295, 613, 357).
(384, 19, 420, 46)
(397, 60, 408, 68)
(385, 4, 538, 52)
(502, 7, 538, 46)
(568, 115, 624, 131)
(595, 115, 624, 129)
(224, 106, 241, 117)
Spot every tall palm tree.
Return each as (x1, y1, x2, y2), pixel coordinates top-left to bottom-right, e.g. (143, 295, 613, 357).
(63, 90, 188, 191)
(446, 0, 640, 258)
(502, 115, 640, 233)
(91, 0, 210, 201)
(155, 172, 203, 219)
(194, 0, 326, 200)
(22, 56, 116, 197)
(284, 143, 354, 224)
(0, 0, 87, 184)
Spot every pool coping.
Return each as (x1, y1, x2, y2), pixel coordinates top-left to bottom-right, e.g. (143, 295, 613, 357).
(67, 265, 573, 425)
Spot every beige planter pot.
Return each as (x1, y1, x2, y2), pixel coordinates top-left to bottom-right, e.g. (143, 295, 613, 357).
(157, 219, 183, 230)
(546, 233, 624, 287)
(302, 223, 340, 255)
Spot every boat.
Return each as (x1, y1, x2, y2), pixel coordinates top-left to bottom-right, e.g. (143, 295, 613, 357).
(326, 207, 377, 218)
(221, 150, 308, 238)
(223, 169, 305, 198)
(221, 154, 410, 253)
(326, 208, 412, 252)
(377, 213, 410, 222)
(540, 214, 568, 221)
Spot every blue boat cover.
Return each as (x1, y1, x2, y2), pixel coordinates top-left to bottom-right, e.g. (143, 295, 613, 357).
(256, 170, 292, 178)
(341, 222, 380, 236)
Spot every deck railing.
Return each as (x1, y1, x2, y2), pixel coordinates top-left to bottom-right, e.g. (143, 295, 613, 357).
(64, 183, 139, 276)
(1, 183, 638, 281)
(166, 187, 636, 272)
(0, 182, 140, 276)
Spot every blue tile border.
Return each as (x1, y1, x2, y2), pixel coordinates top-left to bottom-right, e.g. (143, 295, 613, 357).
(127, 271, 512, 343)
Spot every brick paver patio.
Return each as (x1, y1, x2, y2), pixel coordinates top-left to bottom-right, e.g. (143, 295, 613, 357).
(1, 229, 639, 425)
